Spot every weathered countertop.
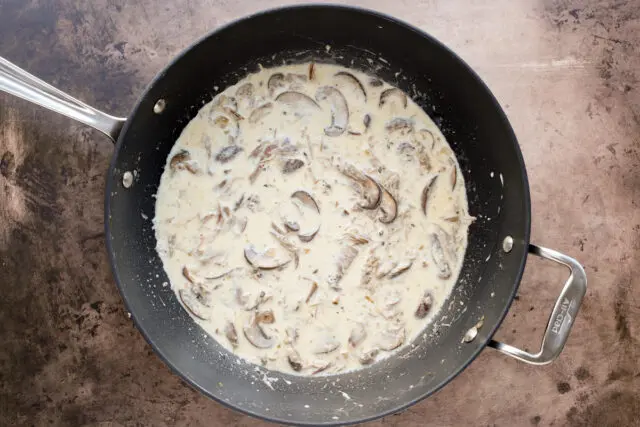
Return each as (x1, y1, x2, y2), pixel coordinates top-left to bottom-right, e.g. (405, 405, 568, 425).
(1, 1, 638, 426)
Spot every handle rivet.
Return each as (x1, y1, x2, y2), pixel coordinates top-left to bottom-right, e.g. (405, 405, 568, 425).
(153, 99, 166, 114)
(502, 236, 513, 253)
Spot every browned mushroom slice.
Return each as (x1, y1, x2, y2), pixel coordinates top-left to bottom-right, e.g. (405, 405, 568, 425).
(378, 188, 398, 224)
(169, 150, 197, 174)
(224, 321, 239, 347)
(378, 325, 405, 351)
(215, 145, 243, 163)
(275, 91, 320, 118)
(182, 266, 196, 284)
(358, 348, 380, 365)
(282, 158, 305, 174)
(385, 117, 414, 133)
(288, 349, 303, 371)
(178, 288, 211, 321)
(415, 291, 434, 319)
(315, 86, 349, 136)
(420, 175, 438, 216)
(244, 245, 291, 270)
(379, 88, 408, 109)
(430, 232, 452, 279)
(388, 260, 413, 278)
(334, 71, 367, 102)
(248, 102, 274, 124)
(348, 323, 367, 348)
(359, 175, 382, 210)
(243, 321, 276, 349)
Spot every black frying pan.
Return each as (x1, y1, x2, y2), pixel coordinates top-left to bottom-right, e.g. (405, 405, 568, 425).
(0, 5, 587, 425)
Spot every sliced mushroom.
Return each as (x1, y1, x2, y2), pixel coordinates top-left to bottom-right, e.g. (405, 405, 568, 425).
(284, 220, 300, 232)
(315, 86, 349, 137)
(243, 319, 276, 349)
(224, 321, 239, 347)
(379, 88, 408, 109)
(385, 117, 414, 133)
(269, 231, 300, 269)
(232, 216, 248, 235)
(414, 128, 435, 151)
(348, 323, 367, 348)
(256, 309, 275, 324)
(313, 336, 341, 354)
(311, 359, 331, 375)
(244, 245, 291, 270)
(182, 266, 196, 284)
(415, 291, 434, 319)
(376, 260, 397, 279)
(449, 159, 458, 190)
(275, 91, 320, 118)
(267, 73, 286, 94)
(282, 158, 305, 174)
(248, 102, 274, 124)
(378, 187, 398, 224)
(215, 145, 243, 163)
(358, 348, 380, 365)
(360, 176, 383, 210)
(369, 77, 383, 87)
(178, 287, 210, 320)
(334, 71, 367, 102)
(430, 232, 452, 279)
(290, 191, 321, 242)
(421, 175, 438, 216)
(169, 150, 198, 174)
(235, 82, 253, 98)
(388, 260, 413, 278)
(327, 245, 359, 289)
(378, 325, 405, 351)
(288, 348, 303, 371)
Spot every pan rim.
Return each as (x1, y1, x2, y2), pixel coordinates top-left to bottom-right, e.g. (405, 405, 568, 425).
(104, 3, 532, 425)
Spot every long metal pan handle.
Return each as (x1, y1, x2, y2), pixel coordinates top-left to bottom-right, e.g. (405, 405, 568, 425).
(488, 244, 587, 365)
(0, 56, 126, 142)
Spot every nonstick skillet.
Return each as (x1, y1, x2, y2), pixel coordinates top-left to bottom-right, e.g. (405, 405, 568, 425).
(0, 5, 586, 426)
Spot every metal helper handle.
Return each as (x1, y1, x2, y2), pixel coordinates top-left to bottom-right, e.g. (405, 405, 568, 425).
(0, 56, 126, 142)
(488, 244, 587, 365)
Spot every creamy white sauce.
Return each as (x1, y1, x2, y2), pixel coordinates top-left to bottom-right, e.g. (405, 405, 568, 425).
(154, 63, 472, 375)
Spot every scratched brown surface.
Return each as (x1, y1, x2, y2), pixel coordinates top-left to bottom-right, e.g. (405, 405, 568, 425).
(0, 0, 638, 426)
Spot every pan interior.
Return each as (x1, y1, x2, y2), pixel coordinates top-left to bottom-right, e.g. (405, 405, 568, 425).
(106, 5, 529, 425)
